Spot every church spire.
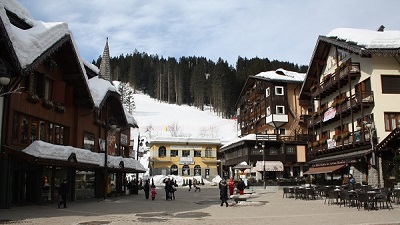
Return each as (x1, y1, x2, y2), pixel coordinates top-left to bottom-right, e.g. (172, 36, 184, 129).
(99, 37, 112, 82)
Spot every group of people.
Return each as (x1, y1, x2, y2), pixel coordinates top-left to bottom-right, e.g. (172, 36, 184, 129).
(163, 178, 178, 200)
(142, 179, 157, 200)
(219, 177, 247, 207)
(188, 178, 201, 192)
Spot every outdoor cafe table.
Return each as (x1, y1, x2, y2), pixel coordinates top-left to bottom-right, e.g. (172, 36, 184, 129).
(367, 190, 380, 210)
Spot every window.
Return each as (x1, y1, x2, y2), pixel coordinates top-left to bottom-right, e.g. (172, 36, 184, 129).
(170, 165, 178, 175)
(384, 112, 400, 131)
(266, 106, 271, 116)
(182, 165, 190, 176)
(182, 150, 190, 157)
(274, 128, 286, 135)
(381, 75, 400, 94)
(205, 147, 213, 157)
(194, 150, 201, 157)
(276, 105, 285, 114)
(170, 150, 178, 157)
(83, 132, 95, 151)
(286, 146, 295, 154)
(28, 72, 45, 97)
(265, 87, 270, 97)
(194, 165, 201, 176)
(12, 113, 66, 145)
(44, 78, 53, 100)
(275, 86, 284, 95)
(158, 146, 166, 157)
(269, 147, 278, 155)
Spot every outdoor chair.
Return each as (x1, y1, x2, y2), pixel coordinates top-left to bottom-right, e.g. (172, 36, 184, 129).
(376, 190, 393, 210)
(305, 188, 316, 200)
(283, 187, 291, 198)
(339, 190, 351, 207)
(327, 190, 339, 205)
(357, 192, 374, 211)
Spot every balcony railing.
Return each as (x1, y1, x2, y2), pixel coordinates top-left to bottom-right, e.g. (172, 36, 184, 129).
(308, 130, 375, 156)
(307, 91, 374, 128)
(311, 62, 361, 98)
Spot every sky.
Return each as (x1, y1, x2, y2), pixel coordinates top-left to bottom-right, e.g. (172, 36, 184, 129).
(17, 0, 400, 67)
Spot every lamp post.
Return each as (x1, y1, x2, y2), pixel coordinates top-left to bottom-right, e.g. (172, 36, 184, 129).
(255, 141, 266, 189)
(104, 117, 118, 200)
(362, 120, 380, 187)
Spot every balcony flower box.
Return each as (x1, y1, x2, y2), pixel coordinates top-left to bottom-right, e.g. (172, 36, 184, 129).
(42, 99, 54, 109)
(312, 141, 320, 147)
(319, 139, 327, 145)
(54, 103, 65, 113)
(333, 134, 341, 141)
(27, 94, 40, 103)
(338, 95, 347, 104)
(341, 132, 350, 139)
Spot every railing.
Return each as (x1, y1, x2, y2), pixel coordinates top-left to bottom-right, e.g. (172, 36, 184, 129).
(311, 62, 361, 98)
(308, 130, 374, 156)
(307, 91, 374, 128)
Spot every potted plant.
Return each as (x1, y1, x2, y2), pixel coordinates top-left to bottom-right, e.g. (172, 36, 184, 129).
(42, 99, 54, 109)
(319, 138, 327, 145)
(27, 94, 40, 103)
(333, 134, 341, 141)
(313, 141, 320, 147)
(54, 103, 65, 113)
(341, 131, 350, 139)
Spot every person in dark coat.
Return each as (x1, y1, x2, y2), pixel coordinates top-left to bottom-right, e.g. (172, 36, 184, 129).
(236, 178, 246, 195)
(188, 179, 192, 191)
(164, 178, 173, 200)
(143, 179, 150, 199)
(58, 179, 68, 208)
(219, 179, 229, 207)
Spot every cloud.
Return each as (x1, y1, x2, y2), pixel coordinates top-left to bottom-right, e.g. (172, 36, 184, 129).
(19, 0, 400, 66)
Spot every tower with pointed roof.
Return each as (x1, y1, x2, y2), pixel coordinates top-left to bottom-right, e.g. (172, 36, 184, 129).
(99, 37, 112, 82)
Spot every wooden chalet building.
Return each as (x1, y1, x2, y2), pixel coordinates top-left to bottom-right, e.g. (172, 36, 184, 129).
(299, 27, 400, 188)
(0, 1, 144, 209)
(220, 69, 310, 180)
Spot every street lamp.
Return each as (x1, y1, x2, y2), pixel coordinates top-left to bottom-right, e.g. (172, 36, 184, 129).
(361, 120, 380, 187)
(255, 141, 266, 189)
(104, 117, 119, 200)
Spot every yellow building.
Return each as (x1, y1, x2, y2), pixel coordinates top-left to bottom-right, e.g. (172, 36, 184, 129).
(149, 137, 221, 180)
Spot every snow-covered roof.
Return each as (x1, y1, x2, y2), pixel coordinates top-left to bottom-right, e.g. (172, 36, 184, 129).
(87, 76, 120, 108)
(327, 28, 400, 49)
(0, 0, 88, 80)
(255, 68, 305, 82)
(150, 136, 221, 145)
(22, 141, 146, 171)
(220, 134, 256, 150)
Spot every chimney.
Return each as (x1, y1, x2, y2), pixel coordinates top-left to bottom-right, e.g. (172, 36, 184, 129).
(377, 25, 385, 32)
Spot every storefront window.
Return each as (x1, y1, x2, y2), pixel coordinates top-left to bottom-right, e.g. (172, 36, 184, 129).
(83, 132, 95, 151)
(75, 171, 95, 199)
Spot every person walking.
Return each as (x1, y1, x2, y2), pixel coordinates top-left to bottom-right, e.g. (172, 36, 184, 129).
(236, 178, 246, 195)
(188, 179, 192, 191)
(58, 179, 68, 208)
(143, 179, 150, 199)
(193, 178, 201, 192)
(219, 179, 229, 207)
(227, 177, 235, 196)
(150, 185, 157, 200)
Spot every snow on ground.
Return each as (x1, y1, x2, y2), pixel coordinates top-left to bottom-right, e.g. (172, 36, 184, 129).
(131, 93, 237, 145)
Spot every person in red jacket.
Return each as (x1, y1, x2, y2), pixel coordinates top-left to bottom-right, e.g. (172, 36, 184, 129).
(227, 177, 235, 196)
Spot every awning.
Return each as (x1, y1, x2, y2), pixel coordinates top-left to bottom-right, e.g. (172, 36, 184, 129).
(233, 161, 252, 170)
(255, 161, 284, 171)
(309, 149, 372, 164)
(303, 164, 346, 175)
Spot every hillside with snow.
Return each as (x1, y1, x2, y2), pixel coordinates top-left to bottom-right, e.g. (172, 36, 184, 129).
(131, 93, 238, 144)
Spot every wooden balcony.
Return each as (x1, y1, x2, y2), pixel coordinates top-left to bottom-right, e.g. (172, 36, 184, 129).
(307, 91, 374, 128)
(308, 130, 375, 156)
(311, 62, 361, 98)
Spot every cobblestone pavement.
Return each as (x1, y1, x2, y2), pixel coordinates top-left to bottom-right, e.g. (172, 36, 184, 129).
(0, 186, 399, 225)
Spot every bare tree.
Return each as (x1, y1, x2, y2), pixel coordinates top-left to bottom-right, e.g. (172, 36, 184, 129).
(168, 121, 181, 137)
